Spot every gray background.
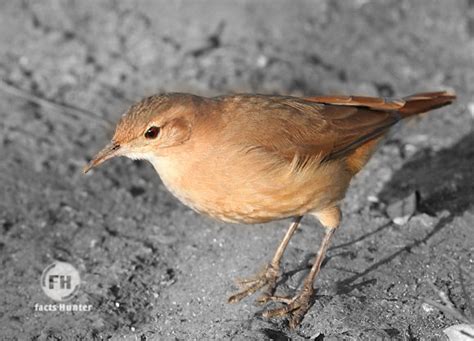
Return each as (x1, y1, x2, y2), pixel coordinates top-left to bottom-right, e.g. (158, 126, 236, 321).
(0, 0, 473, 339)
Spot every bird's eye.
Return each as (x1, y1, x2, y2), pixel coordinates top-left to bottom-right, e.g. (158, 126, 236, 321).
(144, 126, 160, 139)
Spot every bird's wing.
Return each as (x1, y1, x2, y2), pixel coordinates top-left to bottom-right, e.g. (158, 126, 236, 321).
(299, 95, 404, 160)
(228, 95, 403, 168)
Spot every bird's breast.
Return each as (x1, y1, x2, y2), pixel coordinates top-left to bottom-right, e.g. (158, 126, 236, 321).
(147, 149, 351, 224)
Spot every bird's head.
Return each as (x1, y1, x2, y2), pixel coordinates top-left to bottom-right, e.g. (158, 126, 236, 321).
(84, 93, 202, 173)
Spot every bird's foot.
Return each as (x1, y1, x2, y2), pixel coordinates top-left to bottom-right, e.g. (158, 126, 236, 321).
(228, 264, 279, 304)
(261, 285, 315, 329)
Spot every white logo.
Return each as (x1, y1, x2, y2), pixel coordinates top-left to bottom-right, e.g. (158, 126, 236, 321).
(40, 262, 80, 301)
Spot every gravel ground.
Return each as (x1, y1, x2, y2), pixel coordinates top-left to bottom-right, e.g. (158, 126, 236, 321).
(0, 0, 473, 340)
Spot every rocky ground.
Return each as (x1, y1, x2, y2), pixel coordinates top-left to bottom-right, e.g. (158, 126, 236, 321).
(0, 0, 473, 340)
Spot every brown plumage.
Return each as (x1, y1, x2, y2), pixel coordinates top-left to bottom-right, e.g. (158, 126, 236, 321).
(84, 90, 455, 328)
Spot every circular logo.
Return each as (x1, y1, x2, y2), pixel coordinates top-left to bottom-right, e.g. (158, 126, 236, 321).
(40, 262, 81, 301)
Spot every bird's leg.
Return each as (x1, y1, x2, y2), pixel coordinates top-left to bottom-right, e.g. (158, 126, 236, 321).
(262, 207, 340, 328)
(228, 216, 303, 304)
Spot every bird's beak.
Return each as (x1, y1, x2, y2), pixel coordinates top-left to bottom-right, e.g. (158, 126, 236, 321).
(83, 142, 121, 174)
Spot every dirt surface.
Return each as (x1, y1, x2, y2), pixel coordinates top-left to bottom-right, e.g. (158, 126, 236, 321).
(0, 0, 473, 340)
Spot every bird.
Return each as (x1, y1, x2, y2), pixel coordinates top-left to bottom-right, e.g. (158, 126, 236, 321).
(84, 90, 455, 328)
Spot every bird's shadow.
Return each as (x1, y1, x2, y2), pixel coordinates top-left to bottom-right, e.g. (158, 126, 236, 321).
(336, 132, 474, 293)
(275, 132, 473, 296)
(379, 132, 474, 217)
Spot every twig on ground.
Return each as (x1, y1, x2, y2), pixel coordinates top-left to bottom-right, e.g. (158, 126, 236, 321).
(423, 276, 474, 325)
(459, 263, 474, 320)
(0, 78, 112, 126)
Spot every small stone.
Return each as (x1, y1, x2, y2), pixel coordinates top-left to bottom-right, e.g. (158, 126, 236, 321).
(393, 216, 410, 225)
(438, 210, 451, 219)
(257, 55, 268, 68)
(386, 192, 417, 225)
(421, 302, 435, 313)
(444, 324, 474, 341)
(367, 195, 379, 203)
(468, 102, 474, 119)
(411, 213, 437, 227)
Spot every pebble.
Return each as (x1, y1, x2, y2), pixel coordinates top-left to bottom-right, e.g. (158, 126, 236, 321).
(387, 192, 417, 225)
(468, 102, 474, 119)
(444, 324, 474, 341)
(421, 302, 435, 313)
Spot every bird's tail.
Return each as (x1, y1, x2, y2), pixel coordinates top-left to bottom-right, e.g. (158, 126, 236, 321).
(304, 90, 456, 118)
(399, 91, 456, 118)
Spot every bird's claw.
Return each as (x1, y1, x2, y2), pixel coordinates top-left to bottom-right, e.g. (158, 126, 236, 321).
(261, 287, 314, 328)
(228, 264, 279, 304)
